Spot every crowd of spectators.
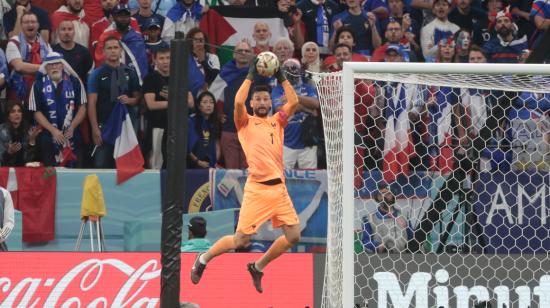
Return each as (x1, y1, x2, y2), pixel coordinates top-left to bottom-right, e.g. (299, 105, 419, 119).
(0, 0, 547, 172)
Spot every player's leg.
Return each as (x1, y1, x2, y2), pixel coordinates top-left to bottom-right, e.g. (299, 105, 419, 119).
(255, 224, 300, 270)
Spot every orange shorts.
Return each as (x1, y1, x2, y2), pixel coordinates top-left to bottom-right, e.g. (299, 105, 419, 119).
(236, 180, 300, 235)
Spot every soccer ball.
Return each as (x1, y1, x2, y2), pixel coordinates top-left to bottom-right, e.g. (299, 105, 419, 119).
(256, 51, 280, 77)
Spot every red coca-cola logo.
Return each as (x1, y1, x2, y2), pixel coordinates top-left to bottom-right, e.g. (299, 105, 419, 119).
(0, 253, 313, 308)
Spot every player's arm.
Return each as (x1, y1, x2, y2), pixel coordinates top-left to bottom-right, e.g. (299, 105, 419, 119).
(234, 80, 252, 127)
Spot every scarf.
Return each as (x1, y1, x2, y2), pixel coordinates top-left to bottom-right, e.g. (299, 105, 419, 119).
(9, 33, 49, 99)
(166, 1, 203, 23)
(43, 72, 77, 166)
(110, 65, 129, 104)
(316, 5, 329, 47)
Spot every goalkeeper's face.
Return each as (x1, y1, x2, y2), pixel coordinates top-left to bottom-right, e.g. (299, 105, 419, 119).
(251, 91, 272, 118)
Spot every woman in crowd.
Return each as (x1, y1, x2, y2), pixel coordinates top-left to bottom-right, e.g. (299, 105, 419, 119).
(187, 91, 220, 169)
(454, 30, 472, 63)
(301, 41, 321, 73)
(186, 28, 221, 86)
(0, 101, 41, 166)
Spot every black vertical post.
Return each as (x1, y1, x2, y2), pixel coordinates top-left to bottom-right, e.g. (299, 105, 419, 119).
(161, 31, 189, 307)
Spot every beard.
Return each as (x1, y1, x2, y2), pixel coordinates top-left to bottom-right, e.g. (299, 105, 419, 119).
(497, 26, 512, 38)
(116, 21, 130, 32)
(253, 106, 270, 117)
(49, 71, 63, 82)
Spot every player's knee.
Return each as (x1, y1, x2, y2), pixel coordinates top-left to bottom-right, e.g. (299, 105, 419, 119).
(234, 234, 250, 248)
(286, 233, 300, 246)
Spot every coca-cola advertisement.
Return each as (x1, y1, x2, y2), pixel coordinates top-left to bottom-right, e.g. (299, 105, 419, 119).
(0, 253, 313, 307)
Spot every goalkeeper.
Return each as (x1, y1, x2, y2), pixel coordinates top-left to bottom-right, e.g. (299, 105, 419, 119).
(190, 58, 301, 293)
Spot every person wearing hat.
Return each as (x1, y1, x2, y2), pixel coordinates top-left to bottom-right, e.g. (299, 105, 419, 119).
(362, 183, 413, 253)
(272, 58, 320, 169)
(181, 216, 212, 252)
(143, 17, 169, 71)
(483, 9, 527, 63)
(420, 0, 460, 60)
(28, 51, 87, 167)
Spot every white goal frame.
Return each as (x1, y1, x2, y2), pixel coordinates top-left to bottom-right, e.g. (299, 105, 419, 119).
(337, 62, 550, 308)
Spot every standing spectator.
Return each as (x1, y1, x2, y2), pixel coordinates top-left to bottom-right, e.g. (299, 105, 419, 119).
(273, 37, 295, 64)
(50, 0, 90, 48)
(6, 11, 51, 102)
(0, 101, 40, 166)
(181, 216, 212, 252)
(52, 20, 93, 82)
(0, 186, 15, 251)
(252, 22, 273, 55)
(187, 91, 220, 169)
(162, 0, 207, 42)
(29, 52, 87, 167)
(331, 0, 381, 56)
(323, 26, 368, 70)
(277, 0, 305, 53)
(420, 0, 459, 61)
(272, 59, 320, 169)
(484, 10, 528, 63)
(186, 27, 220, 86)
(372, 19, 418, 62)
(89, 0, 141, 52)
(87, 37, 141, 168)
(143, 17, 169, 71)
(3, 0, 51, 42)
(383, 0, 421, 45)
(297, 0, 341, 55)
(448, 0, 487, 46)
(132, 0, 165, 32)
(530, 0, 550, 47)
(129, 0, 176, 17)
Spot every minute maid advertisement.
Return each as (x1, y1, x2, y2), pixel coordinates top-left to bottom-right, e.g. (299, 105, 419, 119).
(210, 169, 328, 252)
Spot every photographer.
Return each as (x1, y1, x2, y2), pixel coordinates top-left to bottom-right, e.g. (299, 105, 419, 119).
(362, 183, 413, 253)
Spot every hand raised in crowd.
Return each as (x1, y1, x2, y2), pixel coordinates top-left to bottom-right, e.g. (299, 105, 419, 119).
(292, 8, 303, 23)
(333, 19, 343, 30)
(366, 12, 377, 27)
(7, 142, 22, 155)
(52, 128, 66, 145)
(28, 126, 42, 145)
(15, 5, 26, 16)
(92, 127, 102, 146)
(118, 95, 131, 105)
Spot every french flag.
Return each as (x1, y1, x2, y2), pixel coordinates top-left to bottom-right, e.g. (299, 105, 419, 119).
(101, 102, 144, 185)
(383, 83, 414, 183)
(431, 87, 455, 174)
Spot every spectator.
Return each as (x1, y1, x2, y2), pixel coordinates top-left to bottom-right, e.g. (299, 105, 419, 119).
(52, 20, 93, 83)
(277, 0, 305, 53)
(143, 17, 169, 71)
(420, 0, 459, 61)
(90, 0, 141, 52)
(273, 37, 295, 64)
(362, 183, 413, 253)
(272, 59, 320, 169)
(301, 41, 321, 75)
(128, 0, 176, 16)
(132, 0, 165, 32)
(530, 0, 550, 47)
(510, 0, 534, 41)
(161, 0, 207, 42)
(448, 0, 487, 46)
(372, 19, 418, 62)
(6, 11, 51, 102)
(483, 10, 528, 63)
(297, 0, 341, 55)
(87, 37, 141, 168)
(252, 22, 273, 55)
(331, 0, 381, 56)
(29, 52, 87, 167)
(323, 26, 368, 71)
(363, 0, 389, 19)
(0, 101, 40, 166)
(3, 0, 51, 42)
(187, 91, 220, 169)
(453, 29, 471, 63)
(50, 0, 90, 48)
(436, 37, 455, 63)
(327, 42, 351, 72)
(0, 186, 15, 251)
(186, 27, 220, 86)
(0, 48, 8, 91)
(383, 0, 421, 45)
(181, 216, 212, 253)
(95, 4, 149, 81)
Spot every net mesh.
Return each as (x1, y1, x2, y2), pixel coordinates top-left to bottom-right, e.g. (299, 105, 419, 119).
(311, 70, 550, 308)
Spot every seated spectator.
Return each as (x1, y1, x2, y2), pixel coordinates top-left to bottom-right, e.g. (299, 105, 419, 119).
(0, 101, 40, 166)
(420, 0, 459, 61)
(95, 4, 149, 81)
(3, 0, 51, 42)
(252, 22, 273, 55)
(372, 19, 418, 62)
(187, 91, 220, 169)
(162, 0, 206, 42)
(277, 0, 305, 53)
(0, 186, 15, 251)
(484, 10, 527, 63)
(90, 0, 141, 53)
(6, 11, 51, 102)
(128, 0, 176, 17)
(52, 20, 93, 83)
(87, 37, 141, 169)
(29, 52, 87, 167)
(323, 27, 368, 71)
(362, 183, 413, 253)
(530, 0, 550, 47)
(273, 37, 295, 64)
(132, 0, 165, 33)
(143, 17, 169, 71)
(453, 29, 471, 63)
(448, 0, 487, 46)
(186, 27, 220, 86)
(331, 0, 381, 56)
(272, 59, 320, 169)
(181, 216, 212, 252)
(297, 0, 341, 55)
(50, 0, 90, 48)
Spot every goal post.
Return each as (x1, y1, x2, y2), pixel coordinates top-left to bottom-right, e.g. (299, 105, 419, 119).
(312, 62, 550, 308)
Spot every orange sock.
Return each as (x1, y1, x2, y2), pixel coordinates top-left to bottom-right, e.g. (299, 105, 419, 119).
(205, 235, 237, 262)
(255, 235, 291, 271)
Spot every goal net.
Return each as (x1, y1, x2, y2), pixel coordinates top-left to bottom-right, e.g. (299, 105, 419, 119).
(311, 63, 550, 308)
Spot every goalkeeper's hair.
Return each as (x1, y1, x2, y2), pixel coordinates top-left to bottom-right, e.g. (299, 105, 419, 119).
(252, 84, 272, 95)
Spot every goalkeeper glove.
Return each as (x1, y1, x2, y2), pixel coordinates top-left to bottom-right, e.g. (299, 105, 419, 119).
(247, 57, 258, 81)
(274, 67, 287, 84)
